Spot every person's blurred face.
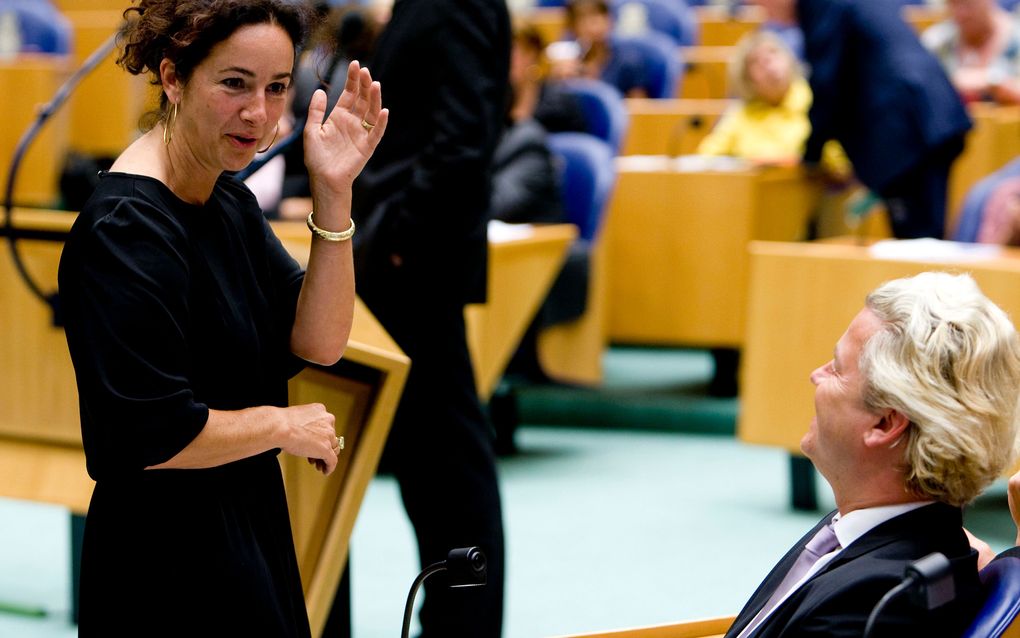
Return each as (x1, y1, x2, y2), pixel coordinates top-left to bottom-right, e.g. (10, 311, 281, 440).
(949, 0, 995, 41)
(573, 5, 612, 45)
(748, 0, 796, 23)
(510, 39, 541, 89)
(746, 41, 793, 106)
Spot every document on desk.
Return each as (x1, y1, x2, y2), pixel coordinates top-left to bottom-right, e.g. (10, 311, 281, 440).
(869, 238, 1003, 262)
(614, 154, 751, 172)
(487, 219, 535, 243)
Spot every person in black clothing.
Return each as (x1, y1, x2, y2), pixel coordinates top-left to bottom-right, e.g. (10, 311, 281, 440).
(347, 0, 510, 636)
(57, 0, 387, 633)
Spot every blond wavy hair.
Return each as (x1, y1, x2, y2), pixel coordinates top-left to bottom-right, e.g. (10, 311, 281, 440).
(728, 30, 801, 102)
(860, 272, 1020, 506)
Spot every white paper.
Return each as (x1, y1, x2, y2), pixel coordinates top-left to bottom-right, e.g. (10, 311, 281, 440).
(487, 219, 535, 243)
(868, 238, 1002, 262)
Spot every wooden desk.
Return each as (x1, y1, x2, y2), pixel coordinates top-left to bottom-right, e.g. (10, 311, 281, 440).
(693, 5, 764, 47)
(622, 98, 732, 156)
(739, 239, 1020, 453)
(529, 6, 567, 47)
(65, 10, 152, 157)
(53, 0, 125, 9)
(274, 217, 576, 400)
(679, 46, 732, 100)
(604, 157, 821, 347)
(903, 5, 946, 35)
(0, 209, 410, 637)
(466, 223, 576, 399)
(0, 56, 71, 207)
(552, 615, 734, 638)
(947, 103, 1020, 235)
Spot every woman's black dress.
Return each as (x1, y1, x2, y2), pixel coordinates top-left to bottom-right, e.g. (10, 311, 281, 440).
(58, 172, 311, 636)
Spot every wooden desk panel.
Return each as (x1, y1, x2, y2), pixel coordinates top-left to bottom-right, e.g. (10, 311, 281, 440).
(605, 158, 820, 347)
(679, 46, 732, 100)
(529, 7, 566, 47)
(0, 210, 409, 638)
(693, 6, 764, 47)
(274, 217, 576, 400)
(739, 239, 1020, 452)
(622, 98, 731, 156)
(903, 5, 946, 34)
(65, 10, 152, 157)
(466, 224, 576, 399)
(947, 103, 1020, 235)
(0, 56, 71, 206)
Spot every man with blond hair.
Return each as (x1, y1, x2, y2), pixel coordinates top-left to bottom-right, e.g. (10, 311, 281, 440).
(726, 272, 1020, 638)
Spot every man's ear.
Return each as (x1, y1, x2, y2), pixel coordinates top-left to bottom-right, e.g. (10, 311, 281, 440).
(863, 409, 911, 448)
(159, 58, 182, 104)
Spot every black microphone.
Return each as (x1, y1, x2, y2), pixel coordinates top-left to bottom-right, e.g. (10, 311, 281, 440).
(863, 552, 955, 638)
(401, 547, 487, 638)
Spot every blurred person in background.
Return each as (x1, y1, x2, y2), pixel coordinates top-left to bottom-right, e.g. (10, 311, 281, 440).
(923, 0, 1020, 104)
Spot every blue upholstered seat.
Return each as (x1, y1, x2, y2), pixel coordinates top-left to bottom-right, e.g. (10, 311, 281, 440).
(961, 556, 1020, 638)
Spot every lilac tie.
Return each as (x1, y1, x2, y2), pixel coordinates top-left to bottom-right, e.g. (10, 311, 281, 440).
(737, 522, 841, 638)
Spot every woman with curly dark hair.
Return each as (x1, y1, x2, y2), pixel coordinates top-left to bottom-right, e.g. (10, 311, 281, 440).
(57, 1, 387, 634)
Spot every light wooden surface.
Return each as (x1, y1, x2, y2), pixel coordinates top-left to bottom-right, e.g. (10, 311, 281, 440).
(739, 239, 1020, 453)
(466, 223, 576, 399)
(903, 5, 946, 34)
(65, 10, 151, 157)
(947, 103, 1020, 235)
(529, 6, 567, 46)
(694, 6, 764, 47)
(0, 56, 71, 206)
(53, 0, 126, 10)
(0, 210, 410, 638)
(604, 157, 821, 347)
(622, 98, 731, 156)
(274, 216, 577, 400)
(679, 46, 732, 100)
(551, 615, 735, 638)
(538, 237, 609, 385)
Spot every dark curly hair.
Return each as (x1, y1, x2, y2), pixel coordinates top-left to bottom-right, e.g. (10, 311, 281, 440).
(117, 0, 312, 127)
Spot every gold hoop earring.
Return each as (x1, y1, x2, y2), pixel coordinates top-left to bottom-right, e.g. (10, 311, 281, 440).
(163, 101, 178, 146)
(257, 124, 280, 153)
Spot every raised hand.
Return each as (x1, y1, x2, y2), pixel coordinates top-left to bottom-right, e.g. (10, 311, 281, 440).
(303, 60, 389, 200)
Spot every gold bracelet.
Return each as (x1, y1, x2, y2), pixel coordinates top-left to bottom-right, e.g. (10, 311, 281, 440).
(306, 211, 355, 242)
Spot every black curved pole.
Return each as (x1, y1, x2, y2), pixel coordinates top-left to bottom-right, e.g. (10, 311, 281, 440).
(3, 33, 118, 322)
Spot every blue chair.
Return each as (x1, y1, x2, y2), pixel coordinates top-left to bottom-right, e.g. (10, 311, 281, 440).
(952, 157, 1020, 242)
(558, 78, 629, 153)
(607, 32, 683, 98)
(962, 556, 1020, 638)
(611, 0, 699, 46)
(0, 0, 71, 54)
(548, 132, 617, 241)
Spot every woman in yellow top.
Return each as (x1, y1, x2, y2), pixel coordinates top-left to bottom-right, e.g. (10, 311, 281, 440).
(698, 31, 848, 176)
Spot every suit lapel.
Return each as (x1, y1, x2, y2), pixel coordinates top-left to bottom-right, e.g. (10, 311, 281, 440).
(725, 511, 837, 638)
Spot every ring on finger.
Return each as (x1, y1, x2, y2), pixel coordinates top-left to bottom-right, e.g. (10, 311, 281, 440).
(361, 119, 375, 132)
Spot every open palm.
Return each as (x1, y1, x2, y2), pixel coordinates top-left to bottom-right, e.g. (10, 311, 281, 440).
(303, 60, 388, 197)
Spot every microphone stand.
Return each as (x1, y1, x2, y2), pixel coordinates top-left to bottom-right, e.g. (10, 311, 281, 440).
(401, 547, 487, 638)
(2, 32, 118, 326)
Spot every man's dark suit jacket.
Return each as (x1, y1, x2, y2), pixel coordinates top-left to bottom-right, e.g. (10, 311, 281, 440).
(351, 0, 510, 305)
(725, 503, 982, 638)
(797, 0, 971, 193)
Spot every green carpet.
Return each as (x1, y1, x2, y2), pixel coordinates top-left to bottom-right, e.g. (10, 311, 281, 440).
(512, 347, 738, 435)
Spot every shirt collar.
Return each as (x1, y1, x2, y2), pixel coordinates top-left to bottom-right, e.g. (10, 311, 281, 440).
(831, 501, 934, 551)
